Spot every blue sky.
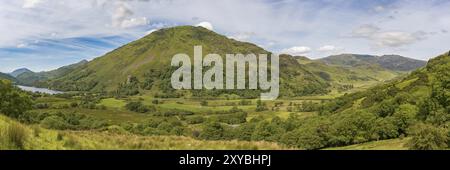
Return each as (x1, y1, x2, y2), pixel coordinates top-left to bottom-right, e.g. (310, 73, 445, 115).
(1, 0, 449, 72)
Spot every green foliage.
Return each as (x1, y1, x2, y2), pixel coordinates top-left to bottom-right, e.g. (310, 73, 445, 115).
(41, 116, 70, 129)
(20, 111, 108, 130)
(215, 111, 247, 124)
(200, 100, 208, 106)
(407, 123, 448, 150)
(125, 101, 152, 113)
(255, 99, 268, 112)
(251, 120, 285, 142)
(199, 121, 224, 140)
(0, 80, 33, 118)
(115, 76, 140, 97)
(391, 104, 418, 134)
(186, 116, 205, 124)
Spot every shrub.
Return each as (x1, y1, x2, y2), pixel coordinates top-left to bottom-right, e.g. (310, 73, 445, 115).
(199, 122, 224, 140)
(152, 99, 159, 104)
(125, 101, 150, 113)
(407, 123, 448, 150)
(34, 103, 50, 109)
(186, 116, 205, 124)
(40, 116, 70, 130)
(70, 102, 79, 108)
(0, 80, 33, 118)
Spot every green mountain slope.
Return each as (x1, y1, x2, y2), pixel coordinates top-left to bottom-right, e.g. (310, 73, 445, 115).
(304, 51, 449, 149)
(297, 58, 403, 94)
(45, 26, 329, 97)
(320, 54, 426, 71)
(0, 72, 17, 82)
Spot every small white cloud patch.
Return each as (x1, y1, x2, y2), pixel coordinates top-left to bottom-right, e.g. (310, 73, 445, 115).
(318, 45, 336, 52)
(351, 24, 381, 38)
(281, 46, 311, 56)
(112, 3, 148, 29)
(17, 43, 28, 48)
(23, 0, 43, 9)
(196, 22, 214, 31)
(374, 6, 385, 12)
(121, 17, 149, 28)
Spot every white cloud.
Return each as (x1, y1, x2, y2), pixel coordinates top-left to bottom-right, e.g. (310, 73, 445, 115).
(112, 3, 133, 28)
(16, 43, 28, 48)
(111, 2, 148, 29)
(120, 17, 149, 28)
(281, 46, 311, 56)
(350, 24, 428, 48)
(318, 45, 336, 51)
(23, 0, 43, 9)
(351, 24, 380, 38)
(195, 22, 213, 31)
(372, 31, 426, 47)
(374, 6, 385, 12)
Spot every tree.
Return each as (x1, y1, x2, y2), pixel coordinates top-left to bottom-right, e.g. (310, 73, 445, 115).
(281, 127, 326, 150)
(199, 122, 224, 140)
(0, 80, 33, 118)
(251, 121, 284, 141)
(374, 100, 397, 117)
(125, 101, 149, 113)
(255, 99, 268, 112)
(408, 123, 448, 150)
(391, 104, 418, 134)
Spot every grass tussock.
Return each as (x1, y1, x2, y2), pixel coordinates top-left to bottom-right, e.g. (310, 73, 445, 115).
(1, 122, 29, 149)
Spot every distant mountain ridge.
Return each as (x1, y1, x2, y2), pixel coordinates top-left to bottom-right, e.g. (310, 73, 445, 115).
(16, 60, 88, 86)
(319, 54, 426, 71)
(9, 68, 33, 77)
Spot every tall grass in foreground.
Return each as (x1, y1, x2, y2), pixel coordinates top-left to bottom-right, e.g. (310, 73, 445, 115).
(0, 122, 29, 149)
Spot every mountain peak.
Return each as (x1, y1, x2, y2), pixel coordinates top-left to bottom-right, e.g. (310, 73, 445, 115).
(9, 68, 33, 77)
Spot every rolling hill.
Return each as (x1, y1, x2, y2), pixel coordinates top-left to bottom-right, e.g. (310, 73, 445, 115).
(296, 57, 404, 94)
(319, 54, 426, 71)
(43, 26, 329, 97)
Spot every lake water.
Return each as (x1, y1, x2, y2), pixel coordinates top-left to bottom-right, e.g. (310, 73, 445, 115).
(17, 85, 64, 94)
